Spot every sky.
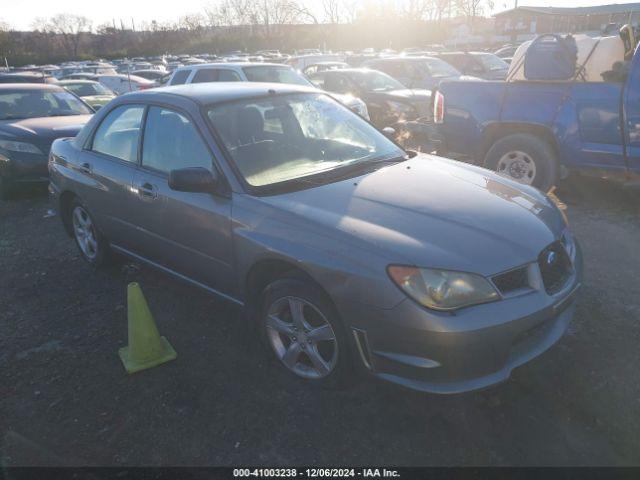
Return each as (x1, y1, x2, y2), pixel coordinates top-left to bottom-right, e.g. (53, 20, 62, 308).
(3, 0, 640, 30)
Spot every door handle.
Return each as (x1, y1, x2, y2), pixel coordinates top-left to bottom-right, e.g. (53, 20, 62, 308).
(137, 182, 157, 199)
(80, 162, 92, 174)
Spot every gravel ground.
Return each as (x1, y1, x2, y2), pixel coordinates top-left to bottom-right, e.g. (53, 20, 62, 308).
(1, 177, 639, 467)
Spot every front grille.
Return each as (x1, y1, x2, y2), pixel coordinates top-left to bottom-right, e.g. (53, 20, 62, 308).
(538, 242, 572, 295)
(492, 266, 530, 295)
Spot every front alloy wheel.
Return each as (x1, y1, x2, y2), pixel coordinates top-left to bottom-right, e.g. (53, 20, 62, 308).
(266, 296, 338, 379)
(258, 277, 351, 388)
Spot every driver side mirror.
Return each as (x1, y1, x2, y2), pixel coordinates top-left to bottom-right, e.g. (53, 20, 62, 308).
(168, 167, 219, 194)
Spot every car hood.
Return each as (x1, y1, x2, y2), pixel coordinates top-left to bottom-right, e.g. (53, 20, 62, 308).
(264, 155, 564, 276)
(0, 115, 92, 147)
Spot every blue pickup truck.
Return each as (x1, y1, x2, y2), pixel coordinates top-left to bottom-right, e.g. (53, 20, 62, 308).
(432, 43, 640, 191)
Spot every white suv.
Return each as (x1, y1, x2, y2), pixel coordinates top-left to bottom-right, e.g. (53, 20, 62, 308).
(167, 62, 369, 120)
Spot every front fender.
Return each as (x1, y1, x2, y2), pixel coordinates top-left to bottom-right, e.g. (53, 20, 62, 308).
(231, 194, 406, 311)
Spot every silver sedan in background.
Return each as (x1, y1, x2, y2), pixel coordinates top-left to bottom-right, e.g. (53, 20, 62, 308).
(49, 83, 582, 393)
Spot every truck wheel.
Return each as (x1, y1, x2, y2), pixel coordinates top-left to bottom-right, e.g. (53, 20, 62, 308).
(484, 134, 558, 192)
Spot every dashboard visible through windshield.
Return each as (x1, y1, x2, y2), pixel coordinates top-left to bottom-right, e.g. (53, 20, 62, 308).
(207, 93, 405, 190)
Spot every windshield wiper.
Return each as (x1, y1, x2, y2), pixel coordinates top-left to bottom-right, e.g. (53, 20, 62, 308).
(317, 156, 407, 182)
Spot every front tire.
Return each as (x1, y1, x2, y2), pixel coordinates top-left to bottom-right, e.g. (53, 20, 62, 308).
(70, 199, 110, 267)
(484, 133, 558, 192)
(257, 277, 351, 389)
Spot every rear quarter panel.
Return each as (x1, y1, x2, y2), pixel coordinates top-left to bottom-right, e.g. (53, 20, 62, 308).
(438, 81, 505, 160)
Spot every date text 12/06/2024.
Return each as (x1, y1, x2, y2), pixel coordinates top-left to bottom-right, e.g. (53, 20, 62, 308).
(233, 469, 401, 478)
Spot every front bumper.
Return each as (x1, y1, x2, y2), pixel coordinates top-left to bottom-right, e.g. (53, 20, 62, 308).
(344, 244, 583, 394)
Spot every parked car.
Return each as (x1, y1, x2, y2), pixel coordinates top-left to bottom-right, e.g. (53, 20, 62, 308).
(59, 64, 116, 78)
(434, 52, 509, 80)
(494, 45, 520, 65)
(58, 80, 116, 110)
(309, 68, 432, 146)
(302, 62, 349, 76)
(0, 72, 58, 84)
(0, 84, 92, 198)
(363, 56, 475, 91)
(130, 69, 168, 81)
(494, 45, 520, 59)
(287, 54, 345, 72)
(60, 73, 99, 81)
(431, 42, 640, 190)
(96, 74, 156, 95)
(167, 62, 369, 120)
(49, 82, 582, 393)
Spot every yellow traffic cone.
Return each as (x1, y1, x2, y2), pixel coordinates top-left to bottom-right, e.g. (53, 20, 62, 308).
(118, 282, 177, 374)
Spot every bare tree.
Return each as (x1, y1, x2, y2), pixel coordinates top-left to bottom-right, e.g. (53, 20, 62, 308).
(322, 0, 360, 23)
(397, 0, 436, 21)
(32, 14, 92, 57)
(433, 0, 453, 21)
(0, 21, 10, 64)
(178, 13, 207, 31)
(456, 0, 494, 22)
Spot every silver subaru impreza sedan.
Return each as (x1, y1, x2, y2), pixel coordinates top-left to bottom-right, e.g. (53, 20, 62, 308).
(49, 83, 582, 393)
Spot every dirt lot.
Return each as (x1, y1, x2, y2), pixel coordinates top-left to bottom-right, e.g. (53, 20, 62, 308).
(1, 176, 639, 467)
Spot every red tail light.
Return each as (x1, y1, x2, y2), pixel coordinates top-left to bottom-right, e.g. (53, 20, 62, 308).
(433, 90, 445, 124)
(137, 83, 154, 91)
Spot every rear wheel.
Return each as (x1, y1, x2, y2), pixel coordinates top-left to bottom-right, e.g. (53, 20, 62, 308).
(70, 199, 111, 267)
(258, 277, 351, 388)
(484, 133, 558, 192)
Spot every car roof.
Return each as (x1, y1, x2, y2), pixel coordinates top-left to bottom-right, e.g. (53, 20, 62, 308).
(0, 83, 63, 91)
(176, 62, 289, 71)
(123, 82, 319, 106)
(317, 68, 374, 75)
(58, 79, 99, 85)
(0, 71, 52, 78)
(369, 56, 438, 62)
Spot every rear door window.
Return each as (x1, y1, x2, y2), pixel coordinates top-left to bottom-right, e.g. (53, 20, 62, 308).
(217, 70, 241, 81)
(170, 70, 191, 85)
(192, 69, 219, 83)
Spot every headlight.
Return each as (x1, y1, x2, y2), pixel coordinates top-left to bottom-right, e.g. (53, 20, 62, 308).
(388, 265, 500, 311)
(561, 229, 576, 262)
(0, 139, 43, 154)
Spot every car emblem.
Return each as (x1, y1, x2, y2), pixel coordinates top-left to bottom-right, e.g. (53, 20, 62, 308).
(546, 251, 557, 265)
